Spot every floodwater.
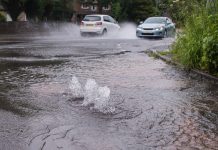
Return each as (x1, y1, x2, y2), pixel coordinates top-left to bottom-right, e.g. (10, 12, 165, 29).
(0, 25, 218, 150)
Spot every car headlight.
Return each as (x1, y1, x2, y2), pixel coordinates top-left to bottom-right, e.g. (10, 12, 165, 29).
(155, 27, 164, 31)
(137, 26, 143, 30)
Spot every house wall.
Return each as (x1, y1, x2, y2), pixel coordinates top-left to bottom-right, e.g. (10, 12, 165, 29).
(71, 0, 112, 23)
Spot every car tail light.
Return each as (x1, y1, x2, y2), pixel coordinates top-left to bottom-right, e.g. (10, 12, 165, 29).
(80, 22, 84, 26)
(96, 22, 102, 26)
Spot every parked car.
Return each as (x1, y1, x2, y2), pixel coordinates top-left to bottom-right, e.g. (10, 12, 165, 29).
(80, 14, 120, 36)
(136, 17, 176, 38)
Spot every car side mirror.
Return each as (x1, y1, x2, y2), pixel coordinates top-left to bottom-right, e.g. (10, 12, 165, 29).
(139, 21, 143, 24)
(166, 21, 171, 25)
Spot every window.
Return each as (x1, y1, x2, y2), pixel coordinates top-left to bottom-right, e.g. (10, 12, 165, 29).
(91, 5, 97, 11)
(81, 3, 89, 9)
(145, 17, 166, 24)
(108, 16, 116, 23)
(83, 16, 101, 21)
(102, 5, 110, 11)
(103, 16, 110, 22)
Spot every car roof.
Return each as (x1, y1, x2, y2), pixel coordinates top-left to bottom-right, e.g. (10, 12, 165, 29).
(85, 14, 109, 17)
(147, 17, 168, 19)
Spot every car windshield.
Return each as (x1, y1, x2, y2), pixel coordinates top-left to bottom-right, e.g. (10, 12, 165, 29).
(83, 16, 101, 21)
(144, 17, 166, 24)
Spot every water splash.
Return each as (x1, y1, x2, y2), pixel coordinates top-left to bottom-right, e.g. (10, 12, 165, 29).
(105, 22, 137, 39)
(69, 76, 83, 98)
(83, 79, 115, 113)
(39, 22, 137, 40)
(69, 77, 115, 114)
(82, 79, 99, 106)
(94, 86, 110, 110)
(116, 22, 138, 39)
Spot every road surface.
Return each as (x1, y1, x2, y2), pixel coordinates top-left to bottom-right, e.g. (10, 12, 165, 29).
(0, 33, 217, 150)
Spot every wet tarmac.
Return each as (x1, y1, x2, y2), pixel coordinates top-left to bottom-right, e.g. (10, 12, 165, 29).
(0, 33, 217, 150)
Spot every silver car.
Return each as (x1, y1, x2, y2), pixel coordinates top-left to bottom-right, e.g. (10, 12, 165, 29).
(136, 17, 176, 38)
(80, 14, 120, 36)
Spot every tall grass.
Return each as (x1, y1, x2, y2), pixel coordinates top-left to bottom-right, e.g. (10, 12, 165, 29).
(172, 1, 218, 75)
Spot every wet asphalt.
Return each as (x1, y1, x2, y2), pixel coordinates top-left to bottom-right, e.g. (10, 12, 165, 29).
(0, 33, 217, 150)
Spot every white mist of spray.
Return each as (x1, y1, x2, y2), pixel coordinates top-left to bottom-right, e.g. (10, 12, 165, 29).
(116, 22, 138, 39)
(82, 79, 99, 106)
(104, 22, 138, 39)
(69, 76, 84, 98)
(82, 78, 115, 113)
(44, 22, 138, 40)
(94, 86, 110, 111)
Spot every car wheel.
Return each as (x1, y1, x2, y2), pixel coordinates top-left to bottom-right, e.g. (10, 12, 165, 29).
(163, 30, 168, 38)
(80, 32, 86, 37)
(136, 33, 139, 38)
(136, 32, 141, 38)
(102, 29, 107, 36)
(172, 29, 176, 38)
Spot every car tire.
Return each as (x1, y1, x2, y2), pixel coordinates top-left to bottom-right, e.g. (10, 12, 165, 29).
(80, 32, 86, 37)
(102, 29, 107, 36)
(172, 29, 176, 38)
(136, 32, 141, 38)
(163, 30, 168, 38)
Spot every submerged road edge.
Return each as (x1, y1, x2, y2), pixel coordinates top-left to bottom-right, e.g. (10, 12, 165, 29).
(146, 49, 218, 84)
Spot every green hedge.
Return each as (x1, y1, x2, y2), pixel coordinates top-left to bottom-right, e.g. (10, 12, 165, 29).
(172, 5, 218, 75)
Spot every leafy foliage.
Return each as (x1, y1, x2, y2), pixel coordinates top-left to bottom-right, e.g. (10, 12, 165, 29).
(1, 0, 74, 21)
(1, 0, 160, 22)
(172, 2, 218, 74)
(24, 0, 43, 21)
(50, 0, 72, 21)
(127, 0, 158, 22)
(158, 0, 206, 27)
(111, 1, 121, 20)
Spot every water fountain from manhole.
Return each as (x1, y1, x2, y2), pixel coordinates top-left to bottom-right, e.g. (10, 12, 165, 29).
(68, 76, 143, 120)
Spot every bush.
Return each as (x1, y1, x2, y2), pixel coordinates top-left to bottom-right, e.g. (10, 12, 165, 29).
(0, 13, 6, 22)
(172, 4, 218, 75)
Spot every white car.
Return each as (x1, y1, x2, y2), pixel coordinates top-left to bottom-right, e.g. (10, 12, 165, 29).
(80, 14, 120, 36)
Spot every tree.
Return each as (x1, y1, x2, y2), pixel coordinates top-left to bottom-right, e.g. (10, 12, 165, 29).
(42, 0, 54, 21)
(118, 0, 131, 21)
(127, 0, 158, 22)
(24, 0, 43, 21)
(111, 1, 121, 20)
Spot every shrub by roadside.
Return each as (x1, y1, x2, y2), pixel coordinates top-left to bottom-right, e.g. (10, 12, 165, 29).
(172, 3, 218, 76)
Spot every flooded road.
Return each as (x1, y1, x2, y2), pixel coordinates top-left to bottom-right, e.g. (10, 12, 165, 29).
(0, 34, 217, 150)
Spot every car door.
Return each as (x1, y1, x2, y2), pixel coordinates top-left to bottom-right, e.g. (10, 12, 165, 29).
(165, 18, 175, 36)
(103, 16, 112, 32)
(108, 16, 120, 31)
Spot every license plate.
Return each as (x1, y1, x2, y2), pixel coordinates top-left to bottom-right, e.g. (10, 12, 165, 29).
(86, 24, 94, 27)
(144, 30, 153, 33)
